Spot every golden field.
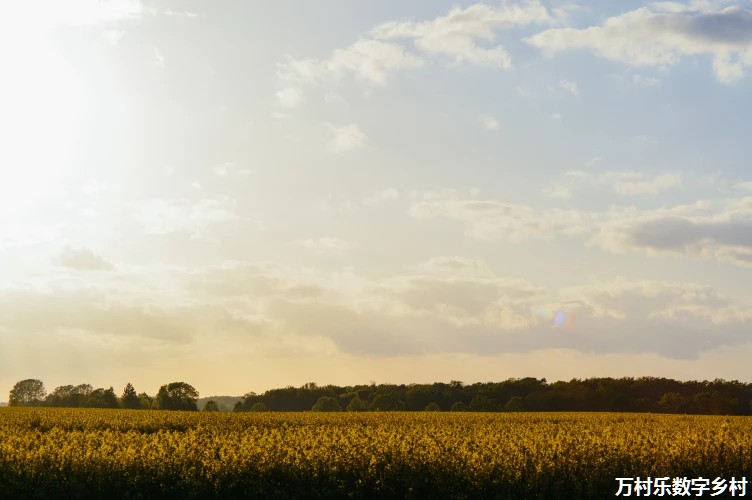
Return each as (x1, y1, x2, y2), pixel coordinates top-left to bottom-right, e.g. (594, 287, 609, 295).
(1, 408, 750, 499)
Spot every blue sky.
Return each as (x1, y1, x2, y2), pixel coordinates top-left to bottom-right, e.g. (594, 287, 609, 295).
(2, 0, 752, 396)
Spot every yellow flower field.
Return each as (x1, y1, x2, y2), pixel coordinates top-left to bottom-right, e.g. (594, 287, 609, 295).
(1, 408, 750, 499)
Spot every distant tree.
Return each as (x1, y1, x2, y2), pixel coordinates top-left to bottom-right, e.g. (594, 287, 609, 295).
(138, 392, 154, 409)
(70, 384, 93, 407)
(156, 382, 199, 411)
(658, 392, 687, 413)
(346, 396, 367, 412)
(120, 383, 141, 409)
(87, 388, 118, 408)
(203, 400, 220, 412)
(451, 402, 468, 412)
(424, 402, 441, 411)
(369, 392, 404, 411)
(469, 395, 497, 412)
(250, 402, 268, 412)
(9, 379, 46, 407)
(503, 396, 524, 412)
(46, 385, 75, 407)
(312, 396, 341, 412)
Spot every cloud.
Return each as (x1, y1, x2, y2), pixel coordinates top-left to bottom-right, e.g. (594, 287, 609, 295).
(593, 200, 752, 267)
(275, 87, 303, 108)
(323, 123, 366, 153)
(164, 9, 198, 18)
(410, 199, 595, 241)
(181, 260, 752, 359)
(56, 247, 113, 271)
(10, 258, 749, 361)
(152, 47, 165, 68)
(277, 1, 553, 90)
(409, 187, 752, 268)
(298, 237, 352, 254)
(278, 39, 424, 86)
(526, 4, 752, 83)
(633, 74, 662, 86)
(131, 198, 240, 237)
(558, 79, 580, 95)
(480, 115, 500, 130)
(543, 170, 683, 198)
(370, 1, 553, 69)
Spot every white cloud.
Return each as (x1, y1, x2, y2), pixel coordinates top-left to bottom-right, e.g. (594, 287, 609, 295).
(132, 198, 240, 237)
(164, 9, 199, 18)
(152, 47, 165, 68)
(211, 162, 252, 178)
(324, 92, 348, 106)
(277, 1, 553, 90)
(278, 39, 424, 86)
(480, 115, 500, 130)
(323, 123, 366, 154)
(544, 170, 683, 198)
(298, 237, 352, 254)
(275, 87, 303, 108)
(558, 79, 580, 95)
(633, 74, 662, 86)
(410, 199, 595, 242)
(602, 171, 683, 195)
(56, 247, 113, 271)
(592, 199, 752, 268)
(526, 4, 752, 83)
(370, 1, 553, 69)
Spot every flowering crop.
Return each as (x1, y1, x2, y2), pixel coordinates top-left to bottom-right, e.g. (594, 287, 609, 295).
(1, 408, 750, 499)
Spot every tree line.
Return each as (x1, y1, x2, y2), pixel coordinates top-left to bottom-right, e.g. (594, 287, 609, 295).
(8, 379, 207, 411)
(8, 377, 752, 415)
(234, 377, 752, 415)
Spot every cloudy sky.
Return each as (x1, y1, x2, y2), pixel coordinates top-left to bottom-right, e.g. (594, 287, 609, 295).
(2, 0, 752, 397)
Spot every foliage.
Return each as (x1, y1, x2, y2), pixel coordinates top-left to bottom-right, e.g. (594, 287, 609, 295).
(203, 400, 220, 412)
(8, 379, 46, 407)
(424, 402, 440, 411)
(249, 402, 268, 412)
(312, 396, 341, 412)
(155, 382, 199, 411)
(120, 383, 141, 410)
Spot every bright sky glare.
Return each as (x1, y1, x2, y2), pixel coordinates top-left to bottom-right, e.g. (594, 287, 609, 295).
(2, 0, 752, 397)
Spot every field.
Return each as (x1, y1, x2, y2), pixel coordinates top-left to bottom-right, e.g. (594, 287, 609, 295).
(1, 408, 751, 499)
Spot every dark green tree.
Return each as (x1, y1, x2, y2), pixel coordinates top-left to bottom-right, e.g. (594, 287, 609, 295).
(346, 396, 367, 412)
(250, 402, 268, 412)
(424, 402, 441, 411)
(87, 387, 118, 408)
(155, 382, 199, 411)
(120, 383, 141, 409)
(503, 396, 524, 412)
(451, 402, 468, 412)
(369, 392, 403, 411)
(203, 400, 220, 412)
(138, 392, 154, 409)
(312, 396, 341, 412)
(9, 379, 46, 406)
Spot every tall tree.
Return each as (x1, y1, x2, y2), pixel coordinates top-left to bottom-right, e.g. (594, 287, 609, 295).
(9, 379, 46, 406)
(120, 383, 141, 409)
(155, 382, 199, 411)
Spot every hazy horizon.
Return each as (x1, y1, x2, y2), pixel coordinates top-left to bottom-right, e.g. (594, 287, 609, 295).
(3, 0, 752, 397)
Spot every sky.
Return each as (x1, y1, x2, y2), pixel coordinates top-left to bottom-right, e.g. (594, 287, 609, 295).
(2, 0, 752, 398)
